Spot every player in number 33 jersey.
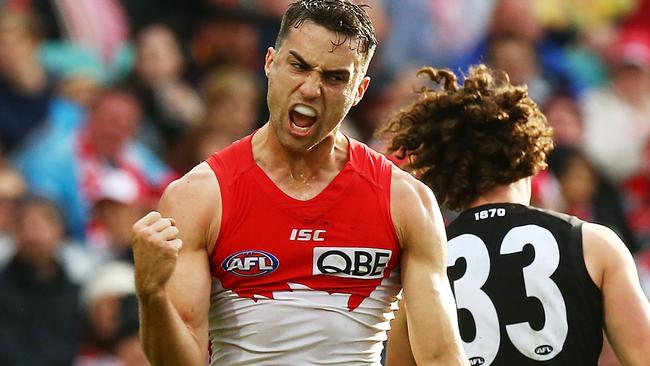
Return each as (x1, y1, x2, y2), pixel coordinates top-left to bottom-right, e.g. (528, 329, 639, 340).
(380, 65, 650, 365)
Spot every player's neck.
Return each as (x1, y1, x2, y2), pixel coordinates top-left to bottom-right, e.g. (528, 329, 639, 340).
(468, 178, 532, 208)
(251, 124, 349, 200)
(254, 124, 348, 173)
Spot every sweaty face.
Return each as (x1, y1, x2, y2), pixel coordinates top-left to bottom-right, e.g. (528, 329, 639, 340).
(264, 21, 370, 152)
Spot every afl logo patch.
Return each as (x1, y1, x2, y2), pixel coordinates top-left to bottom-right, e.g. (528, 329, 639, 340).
(534, 345, 553, 356)
(222, 250, 279, 277)
(469, 356, 485, 365)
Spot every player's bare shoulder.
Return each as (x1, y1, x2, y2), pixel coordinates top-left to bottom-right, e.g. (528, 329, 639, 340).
(162, 162, 220, 205)
(390, 166, 442, 246)
(582, 222, 635, 288)
(390, 166, 438, 213)
(158, 162, 222, 251)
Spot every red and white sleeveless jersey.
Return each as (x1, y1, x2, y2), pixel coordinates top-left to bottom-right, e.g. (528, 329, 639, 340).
(205, 134, 401, 365)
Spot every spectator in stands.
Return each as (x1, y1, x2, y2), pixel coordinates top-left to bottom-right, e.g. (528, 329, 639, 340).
(622, 139, 650, 250)
(530, 92, 585, 210)
(76, 261, 139, 366)
(380, 0, 494, 74)
(88, 169, 148, 260)
(0, 195, 81, 365)
(487, 35, 554, 105)
(0, 8, 56, 153)
(581, 29, 650, 183)
(548, 145, 639, 253)
(112, 294, 150, 366)
(0, 156, 26, 267)
(168, 65, 260, 173)
(458, 0, 581, 96)
(543, 93, 584, 146)
(186, 6, 263, 81)
(14, 88, 173, 241)
(126, 24, 203, 157)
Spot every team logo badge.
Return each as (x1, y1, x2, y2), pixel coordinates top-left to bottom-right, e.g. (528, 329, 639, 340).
(222, 250, 280, 277)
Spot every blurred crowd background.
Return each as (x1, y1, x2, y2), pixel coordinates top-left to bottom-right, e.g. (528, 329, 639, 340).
(0, 0, 649, 365)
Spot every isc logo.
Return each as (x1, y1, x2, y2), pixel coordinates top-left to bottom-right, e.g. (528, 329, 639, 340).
(222, 250, 279, 277)
(312, 247, 391, 279)
(290, 228, 325, 241)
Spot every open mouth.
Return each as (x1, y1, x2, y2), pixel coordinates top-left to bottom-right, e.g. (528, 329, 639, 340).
(289, 104, 317, 136)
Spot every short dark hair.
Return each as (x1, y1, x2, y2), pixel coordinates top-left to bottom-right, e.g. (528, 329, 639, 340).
(275, 0, 377, 59)
(379, 65, 554, 211)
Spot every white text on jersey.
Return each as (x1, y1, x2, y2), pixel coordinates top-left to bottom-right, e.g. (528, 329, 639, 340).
(290, 229, 326, 241)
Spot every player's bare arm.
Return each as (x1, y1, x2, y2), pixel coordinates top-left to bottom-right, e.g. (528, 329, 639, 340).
(390, 167, 468, 366)
(582, 223, 650, 366)
(132, 163, 220, 366)
(385, 298, 417, 366)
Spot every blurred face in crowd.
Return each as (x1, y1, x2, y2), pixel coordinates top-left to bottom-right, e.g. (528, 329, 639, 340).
(0, 168, 26, 233)
(135, 25, 183, 85)
(612, 64, 650, 106)
(383, 66, 430, 109)
(87, 92, 141, 160)
(544, 96, 584, 146)
(0, 11, 38, 77)
(205, 87, 258, 135)
(490, 0, 542, 41)
(89, 295, 122, 342)
(558, 155, 597, 207)
(15, 201, 65, 262)
(59, 76, 102, 108)
(202, 68, 259, 138)
(489, 37, 538, 86)
(264, 21, 370, 152)
(95, 199, 146, 250)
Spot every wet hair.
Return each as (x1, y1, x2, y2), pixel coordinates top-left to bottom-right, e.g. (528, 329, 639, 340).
(275, 0, 377, 60)
(379, 64, 554, 211)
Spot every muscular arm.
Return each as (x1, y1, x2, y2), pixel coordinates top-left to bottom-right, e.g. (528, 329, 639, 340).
(583, 223, 650, 366)
(132, 163, 220, 366)
(385, 301, 417, 366)
(390, 168, 468, 366)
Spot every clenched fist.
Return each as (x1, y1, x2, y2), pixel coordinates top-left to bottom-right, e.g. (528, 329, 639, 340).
(132, 211, 183, 300)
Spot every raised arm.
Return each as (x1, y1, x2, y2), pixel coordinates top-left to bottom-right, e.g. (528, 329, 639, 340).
(583, 223, 650, 366)
(131, 163, 220, 366)
(390, 168, 468, 366)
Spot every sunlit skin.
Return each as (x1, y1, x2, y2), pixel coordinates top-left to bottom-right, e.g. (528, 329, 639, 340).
(253, 21, 370, 197)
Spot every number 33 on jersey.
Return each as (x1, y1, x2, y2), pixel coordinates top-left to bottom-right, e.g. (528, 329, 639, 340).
(446, 204, 603, 366)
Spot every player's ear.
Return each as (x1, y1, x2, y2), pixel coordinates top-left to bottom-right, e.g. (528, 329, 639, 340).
(264, 47, 275, 77)
(353, 76, 370, 106)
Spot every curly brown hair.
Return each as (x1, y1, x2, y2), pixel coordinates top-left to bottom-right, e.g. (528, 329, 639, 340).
(378, 64, 553, 211)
